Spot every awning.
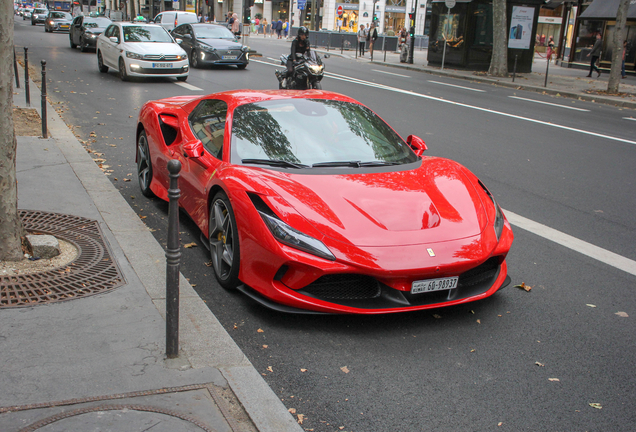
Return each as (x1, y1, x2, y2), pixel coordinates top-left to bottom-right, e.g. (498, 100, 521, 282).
(579, 0, 636, 20)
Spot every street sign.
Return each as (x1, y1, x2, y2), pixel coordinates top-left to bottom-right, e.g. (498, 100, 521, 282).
(297, 0, 306, 10)
(337, 5, 343, 16)
(445, 0, 455, 8)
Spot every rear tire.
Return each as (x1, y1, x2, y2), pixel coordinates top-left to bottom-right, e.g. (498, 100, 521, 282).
(237, 63, 247, 70)
(97, 51, 108, 73)
(136, 131, 154, 198)
(190, 50, 199, 68)
(177, 76, 188, 81)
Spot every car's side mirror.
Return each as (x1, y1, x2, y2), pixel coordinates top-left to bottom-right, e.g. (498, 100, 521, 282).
(109, 36, 118, 43)
(323, 54, 330, 59)
(184, 34, 192, 39)
(406, 135, 427, 157)
(175, 38, 183, 44)
(182, 140, 204, 159)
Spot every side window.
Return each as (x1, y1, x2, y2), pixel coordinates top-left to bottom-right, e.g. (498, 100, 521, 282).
(112, 26, 120, 42)
(189, 99, 228, 160)
(154, 14, 162, 24)
(174, 24, 185, 36)
(104, 25, 114, 38)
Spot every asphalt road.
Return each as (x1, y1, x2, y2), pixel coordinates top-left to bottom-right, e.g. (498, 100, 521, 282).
(14, 17, 636, 432)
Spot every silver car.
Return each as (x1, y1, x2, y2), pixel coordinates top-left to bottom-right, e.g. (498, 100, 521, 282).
(45, 11, 72, 33)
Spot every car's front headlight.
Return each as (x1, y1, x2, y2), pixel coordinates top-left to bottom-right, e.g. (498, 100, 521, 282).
(89, 33, 97, 38)
(308, 64, 324, 74)
(126, 51, 143, 59)
(258, 211, 335, 261)
(176, 53, 187, 60)
(478, 180, 505, 241)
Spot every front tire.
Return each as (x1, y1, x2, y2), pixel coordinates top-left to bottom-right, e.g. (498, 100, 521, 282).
(209, 192, 240, 290)
(136, 131, 154, 198)
(237, 63, 247, 70)
(98, 51, 108, 73)
(119, 57, 128, 81)
(312, 81, 322, 90)
(176, 76, 188, 82)
(190, 50, 199, 68)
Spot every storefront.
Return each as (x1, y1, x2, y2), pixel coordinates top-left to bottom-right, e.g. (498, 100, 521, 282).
(427, 0, 544, 72)
(334, 2, 360, 33)
(384, 4, 406, 35)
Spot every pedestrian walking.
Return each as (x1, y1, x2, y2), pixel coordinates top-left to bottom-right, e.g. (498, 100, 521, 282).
(276, 19, 283, 39)
(586, 33, 602, 77)
(231, 12, 240, 38)
(547, 36, 555, 63)
(622, 40, 627, 79)
(368, 23, 378, 56)
(262, 18, 268, 37)
(284, 20, 289, 38)
(357, 24, 367, 56)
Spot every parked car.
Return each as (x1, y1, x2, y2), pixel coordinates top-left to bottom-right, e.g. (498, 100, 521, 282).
(135, 89, 514, 314)
(96, 22, 188, 82)
(152, 11, 197, 32)
(172, 23, 249, 69)
(31, 8, 48, 25)
(70, 16, 112, 52)
(45, 11, 72, 32)
(22, 8, 33, 20)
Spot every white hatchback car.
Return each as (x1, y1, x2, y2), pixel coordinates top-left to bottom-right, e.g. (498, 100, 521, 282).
(96, 22, 189, 81)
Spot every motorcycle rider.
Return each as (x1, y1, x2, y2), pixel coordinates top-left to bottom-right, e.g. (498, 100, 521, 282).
(282, 26, 311, 88)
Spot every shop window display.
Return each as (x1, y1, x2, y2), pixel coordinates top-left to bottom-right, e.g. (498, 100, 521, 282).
(574, 20, 603, 63)
(472, 3, 492, 47)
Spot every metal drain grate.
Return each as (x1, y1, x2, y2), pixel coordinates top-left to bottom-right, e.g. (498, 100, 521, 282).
(0, 210, 125, 308)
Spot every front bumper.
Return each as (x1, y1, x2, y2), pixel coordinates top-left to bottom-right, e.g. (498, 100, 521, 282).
(197, 49, 248, 66)
(32, 17, 47, 24)
(124, 58, 189, 78)
(48, 23, 70, 32)
(82, 35, 100, 48)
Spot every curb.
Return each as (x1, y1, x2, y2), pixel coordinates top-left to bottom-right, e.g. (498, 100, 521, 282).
(13, 69, 302, 432)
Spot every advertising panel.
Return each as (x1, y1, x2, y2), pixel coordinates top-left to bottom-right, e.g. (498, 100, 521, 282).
(508, 6, 534, 50)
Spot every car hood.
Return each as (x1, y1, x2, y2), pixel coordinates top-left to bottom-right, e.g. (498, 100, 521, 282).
(197, 38, 243, 50)
(254, 158, 488, 247)
(120, 42, 185, 55)
(85, 27, 107, 34)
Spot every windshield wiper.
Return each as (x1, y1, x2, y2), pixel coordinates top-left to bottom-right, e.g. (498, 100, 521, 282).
(241, 158, 308, 169)
(312, 160, 401, 168)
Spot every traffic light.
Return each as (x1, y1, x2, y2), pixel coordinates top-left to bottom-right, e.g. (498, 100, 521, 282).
(408, 12, 415, 37)
(373, 14, 378, 23)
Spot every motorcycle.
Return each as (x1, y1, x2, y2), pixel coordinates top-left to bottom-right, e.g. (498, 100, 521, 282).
(275, 51, 329, 90)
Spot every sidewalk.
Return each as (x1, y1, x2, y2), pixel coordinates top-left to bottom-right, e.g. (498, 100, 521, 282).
(246, 34, 636, 109)
(1, 66, 302, 430)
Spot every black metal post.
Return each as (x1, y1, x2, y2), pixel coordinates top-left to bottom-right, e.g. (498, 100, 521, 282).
(544, 55, 550, 87)
(355, 38, 358, 59)
(341, 38, 343, 54)
(41, 60, 47, 139)
(13, 48, 20, 89)
(384, 44, 387, 62)
(165, 159, 182, 359)
(24, 47, 30, 107)
(512, 54, 518, 83)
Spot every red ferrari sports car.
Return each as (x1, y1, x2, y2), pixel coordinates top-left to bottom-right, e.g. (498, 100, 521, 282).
(136, 90, 513, 314)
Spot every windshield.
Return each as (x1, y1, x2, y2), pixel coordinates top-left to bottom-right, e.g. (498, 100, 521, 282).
(50, 12, 71, 19)
(231, 99, 417, 167)
(34, 9, 47, 14)
(85, 18, 111, 28)
(123, 26, 173, 43)
(194, 25, 235, 39)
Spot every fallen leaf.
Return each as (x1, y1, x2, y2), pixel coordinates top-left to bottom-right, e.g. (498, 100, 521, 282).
(615, 311, 628, 317)
(183, 242, 198, 248)
(470, 349, 476, 353)
(257, 328, 264, 333)
(548, 378, 560, 382)
(288, 408, 296, 414)
(267, 366, 273, 372)
(514, 282, 531, 291)
(535, 362, 545, 367)
(433, 314, 442, 319)
(340, 366, 350, 373)
(589, 402, 602, 409)
(498, 422, 503, 427)
(262, 345, 268, 348)
(476, 319, 481, 324)
(586, 304, 597, 308)
(301, 368, 307, 372)
(123, 178, 131, 182)
(297, 414, 305, 424)
(139, 216, 147, 219)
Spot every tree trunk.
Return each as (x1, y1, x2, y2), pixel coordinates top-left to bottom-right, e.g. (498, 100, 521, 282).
(608, 0, 629, 93)
(489, 0, 508, 77)
(0, 1, 25, 261)
(130, 0, 136, 19)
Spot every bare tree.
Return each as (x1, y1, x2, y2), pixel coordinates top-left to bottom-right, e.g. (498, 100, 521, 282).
(489, 0, 508, 77)
(0, 2, 25, 261)
(608, 0, 629, 93)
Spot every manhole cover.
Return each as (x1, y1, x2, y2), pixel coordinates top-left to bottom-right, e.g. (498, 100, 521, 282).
(0, 210, 125, 308)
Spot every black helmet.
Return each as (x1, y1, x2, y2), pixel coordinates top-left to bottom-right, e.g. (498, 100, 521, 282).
(298, 26, 309, 37)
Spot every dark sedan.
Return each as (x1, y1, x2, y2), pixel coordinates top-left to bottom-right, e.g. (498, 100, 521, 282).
(70, 16, 112, 52)
(172, 23, 248, 69)
(45, 11, 72, 33)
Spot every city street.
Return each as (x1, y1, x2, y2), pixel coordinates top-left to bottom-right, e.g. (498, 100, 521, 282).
(13, 16, 636, 431)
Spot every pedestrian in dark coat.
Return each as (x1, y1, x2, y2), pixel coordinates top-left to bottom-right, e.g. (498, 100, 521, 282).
(586, 33, 602, 77)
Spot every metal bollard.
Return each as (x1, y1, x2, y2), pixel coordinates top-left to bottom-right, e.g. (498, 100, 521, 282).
(165, 159, 182, 359)
(384, 45, 387, 62)
(41, 60, 47, 138)
(24, 47, 30, 107)
(341, 39, 343, 54)
(13, 48, 20, 89)
(544, 55, 550, 87)
(512, 54, 518, 83)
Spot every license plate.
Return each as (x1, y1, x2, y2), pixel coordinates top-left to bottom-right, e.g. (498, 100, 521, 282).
(222, 55, 237, 60)
(61, 25, 69, 29)
(152, 63, 172, 68)
(411, 276, 458, 294)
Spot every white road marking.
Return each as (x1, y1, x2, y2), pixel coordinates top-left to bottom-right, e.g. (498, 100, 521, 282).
(504, 209, 636, 277)
(252, 58, 636, 146)
(372, 69, 411, 78)
(623, 117, 636, 121)
(509, 96, 590, 112)
(267, 57, 281, 62)
(428, 80, 486, 92)
(174, 82, 203, 91)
